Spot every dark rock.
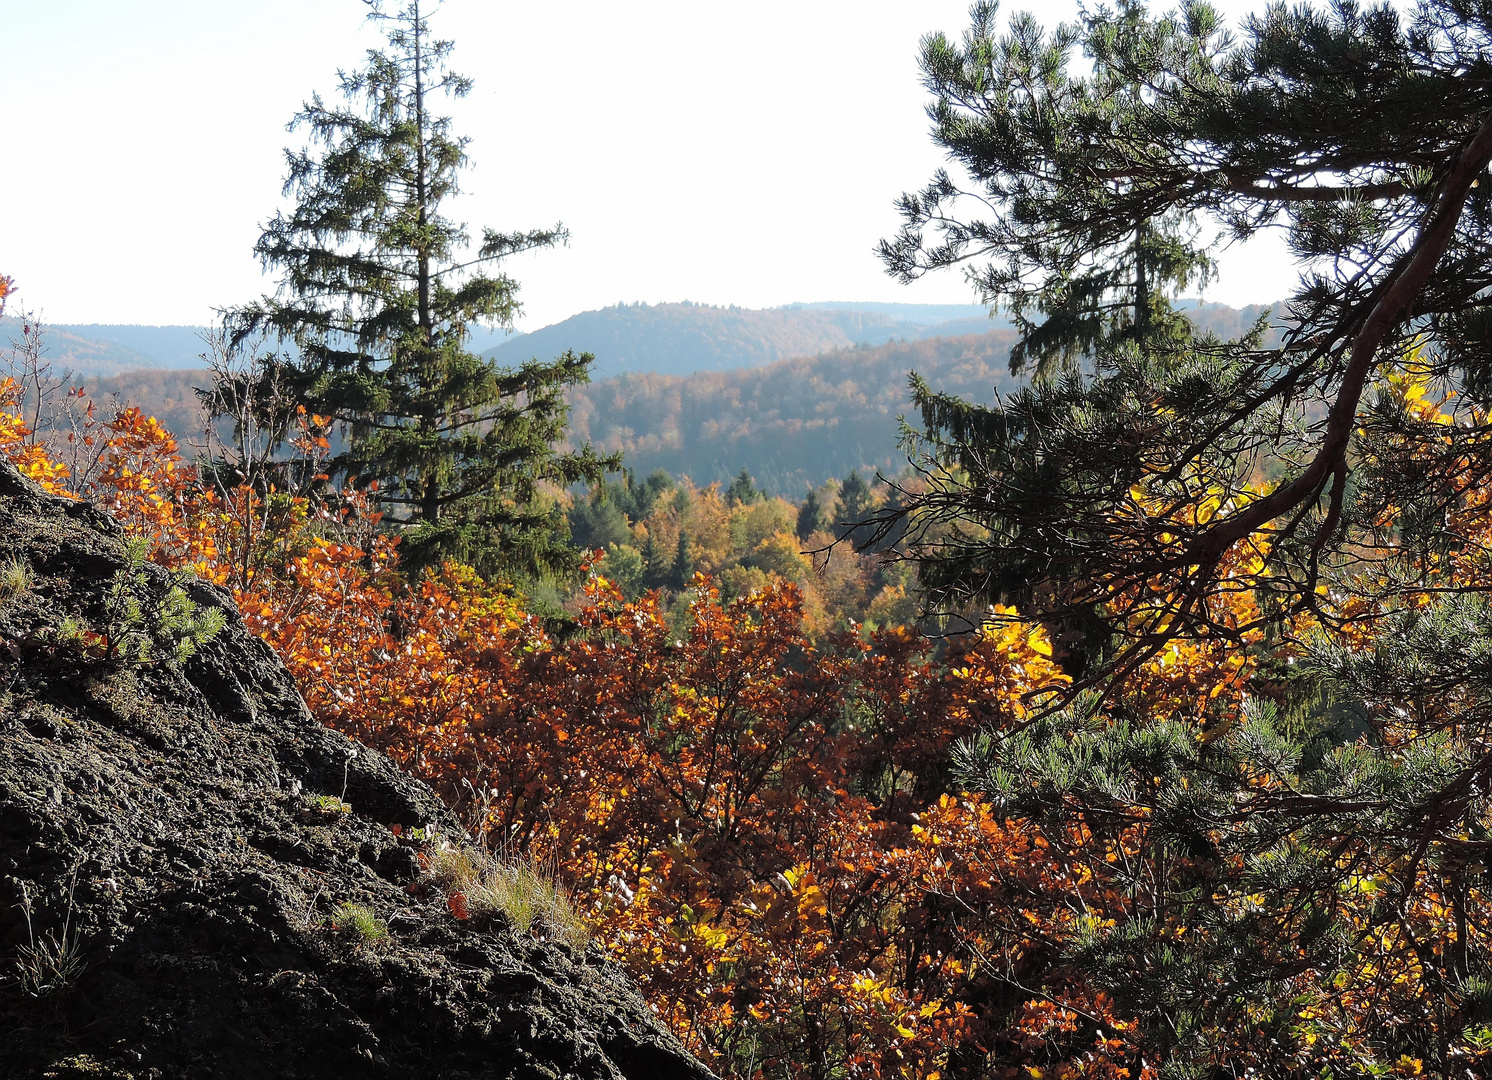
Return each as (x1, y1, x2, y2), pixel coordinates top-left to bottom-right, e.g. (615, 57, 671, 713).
(0, 459, 713, 1080)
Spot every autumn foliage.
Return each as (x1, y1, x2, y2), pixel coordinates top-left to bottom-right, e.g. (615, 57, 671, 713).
(6, 367, 1492, 1078)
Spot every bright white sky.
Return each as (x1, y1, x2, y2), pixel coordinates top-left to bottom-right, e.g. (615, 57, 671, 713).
(3, 0, 1292, 329)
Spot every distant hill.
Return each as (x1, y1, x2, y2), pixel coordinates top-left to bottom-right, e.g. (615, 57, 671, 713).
(784, 301, 990, 322)
(11, 299, 1274, 384)
(1180, 300, 1284, 344)
(78, 331, 1020, 488)
(564, 330, 1021, 493)
(44, 324, 211, 371)
(86, 368, 214, 441)
(58, 300, 1283, 493)
(0, 319, 518, 378)
(481, 302, 1011, 379)
(0, 318, 191, 378)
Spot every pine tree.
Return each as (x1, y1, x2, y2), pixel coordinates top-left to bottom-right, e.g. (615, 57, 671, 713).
(228, 0, 616, 580)
(882, 1, 1212, 379)
(876, 0, 1492, 664)
(862, 5, 1492, 1069)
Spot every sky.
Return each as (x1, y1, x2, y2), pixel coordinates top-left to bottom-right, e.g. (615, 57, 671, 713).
(3, 0, 1294, 330)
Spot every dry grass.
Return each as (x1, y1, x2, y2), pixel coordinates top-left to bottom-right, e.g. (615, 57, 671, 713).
(426, 843, 588, 950)
(13, 877, 85, 998)
(0, 558, 34, 606)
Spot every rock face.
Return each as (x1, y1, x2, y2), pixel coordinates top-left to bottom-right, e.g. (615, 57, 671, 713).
(0, 459, 712, 1080)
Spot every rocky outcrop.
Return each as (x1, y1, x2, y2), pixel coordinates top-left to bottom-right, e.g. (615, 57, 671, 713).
(0, 459, 712, 1080)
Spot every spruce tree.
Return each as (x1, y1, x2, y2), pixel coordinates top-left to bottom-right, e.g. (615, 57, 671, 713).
(796, 489, 825, 540)
(229, 0, 616, 580)
(726, 468, 761, 506)
(641, 530, 668, 592)
(669, 531, 695, 591)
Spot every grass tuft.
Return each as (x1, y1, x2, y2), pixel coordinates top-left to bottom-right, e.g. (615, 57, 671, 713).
(0, 557, 35, 606)
(13, 877, 85, 997)
(331, 901, 389, 945)
(426, 843, 588, 950)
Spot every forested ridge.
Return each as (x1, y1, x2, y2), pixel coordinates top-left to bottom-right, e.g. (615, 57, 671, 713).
(67, 328, 1017, 490)
(59, 298, 1272, 494)
(563, 331, 1019, 489)
(479, 301, 1002, 379)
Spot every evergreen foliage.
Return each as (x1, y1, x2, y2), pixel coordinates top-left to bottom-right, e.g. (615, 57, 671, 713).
(877, 0, 1492, 674)
(953, 596, 1492, 1075)
(861, 3, 1492, 1072)
(227, 0, 616, 580)
(669, 530, 694, 591)
(835, 470, 874, 528)
(882, 0, 1215, 378)
(567, 487, 632, 553)
(796, 488, 827, 540)
(641, 529, 669, 592)
(726, 467, 763, 506)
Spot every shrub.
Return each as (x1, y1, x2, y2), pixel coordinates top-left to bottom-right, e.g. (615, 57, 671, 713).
(52, 538, 226, 666)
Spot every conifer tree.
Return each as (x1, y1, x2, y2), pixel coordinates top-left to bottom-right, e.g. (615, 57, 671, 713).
(641, 530, 668, 592)
(669, 531, 694, 591)
(726, 468, 761, 506)
(877, 0, 1492, 668)
(229, 0, 616, 580)
(796, 488, 826, 540)
(876, 5, 1492, 1068)
(836, 470, 873, 525)
(882, 1, 1213, 379)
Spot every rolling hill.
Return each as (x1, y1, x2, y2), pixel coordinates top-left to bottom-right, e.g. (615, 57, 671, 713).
(84, 367, 214, 440)
(50, 300, 1281, 493)
(563, 330, 1019, 492)
(7, 299, 1272, 384)
(479, 301, 1009, 379)
(0, 317, 191, 378)
(79, 330, 1018, 490)
(4, 302, 997, 380)
(0, 319, 518, 378)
